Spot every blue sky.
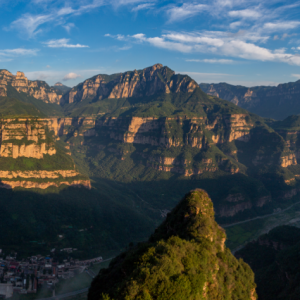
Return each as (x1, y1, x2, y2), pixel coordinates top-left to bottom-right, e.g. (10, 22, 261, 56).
(1, 0, 300, 87)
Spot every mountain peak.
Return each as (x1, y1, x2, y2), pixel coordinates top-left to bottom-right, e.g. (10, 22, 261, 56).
(61, 64, 198, 105)
(54, 82, 64, 86)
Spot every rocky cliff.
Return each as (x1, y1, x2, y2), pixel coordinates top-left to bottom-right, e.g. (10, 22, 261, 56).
(88, 190, 257, 300)
(0, 70, 63, 104)
(61, 64, 198, 105)
(0, 118, 90, 189)
(200, 81, 300, 120)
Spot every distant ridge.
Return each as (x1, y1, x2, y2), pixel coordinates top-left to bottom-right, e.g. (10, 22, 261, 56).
(200, 81, 300, 120)
(52, 82, 72, 94)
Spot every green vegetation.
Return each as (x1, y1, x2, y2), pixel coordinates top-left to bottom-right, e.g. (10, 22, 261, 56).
(236, 225, 300, 300)
(88, 190, 256, 300)
(0, 97, 44, 118)
(6, 85, 63, 116)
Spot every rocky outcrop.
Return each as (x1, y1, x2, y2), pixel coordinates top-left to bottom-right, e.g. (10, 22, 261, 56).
(42, 117, 96, 137)
(0, 119, 56, 159)
(0, 170, 79, 179)
(0, 70, 62, 104)
(280, 153, 297, 167)
(61, 64, 198, 105)
(0, 118, 91, 190)
(0, 180, 91, 190)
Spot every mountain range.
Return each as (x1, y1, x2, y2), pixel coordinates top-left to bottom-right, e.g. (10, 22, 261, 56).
(1, 64, 300, 260)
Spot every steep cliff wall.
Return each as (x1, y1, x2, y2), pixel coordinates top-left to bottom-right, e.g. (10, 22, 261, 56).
(0, 70, 62, 104)
(0, 118, 56, 159)
(61, 64, 198, 105)
(96, 114, 253, 148)
(0, 118, 90, 189)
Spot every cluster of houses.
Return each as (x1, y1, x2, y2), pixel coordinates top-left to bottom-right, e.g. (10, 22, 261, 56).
(0, 250, 103, 298)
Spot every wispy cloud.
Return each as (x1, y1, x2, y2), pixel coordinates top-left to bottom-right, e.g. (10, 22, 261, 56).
(0, 48, 39, 57)
(228, 9, 261, 19)
(63, 23, 75, 33)
(132, 3, 154, 12)
(9, 0, 154, 37)
(166, 3, 208, 22)
(108, 31, 300, 66)
(264, 21, 300, 31)
(43, 38, 89, 48)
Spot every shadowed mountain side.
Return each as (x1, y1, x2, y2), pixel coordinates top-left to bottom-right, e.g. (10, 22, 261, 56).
(1, 172, 296, 261)
(88, 190, 257, 300)
(236, 225, 300, 300)
(0, 180, 156, 260)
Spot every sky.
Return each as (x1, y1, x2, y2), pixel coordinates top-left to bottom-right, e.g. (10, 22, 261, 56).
(1, 0, 300, 87)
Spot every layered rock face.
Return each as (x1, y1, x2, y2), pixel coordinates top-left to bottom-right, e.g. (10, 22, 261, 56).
(61, 64, 198, 105)
(0, 119, 56, 159)
(42, 117, 96, 137)
(95, 114, 253, 176)
(0, 70, 62, 104)
(88, 190, 257, 300)
(0, 118, 90, 189)
(97, 114, 252, 148)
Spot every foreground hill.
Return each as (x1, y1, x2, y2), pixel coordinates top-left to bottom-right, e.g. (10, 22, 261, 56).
(88, 189, 257, 300)
(236, 225, 300, 300)
(200, 81, 300, 120)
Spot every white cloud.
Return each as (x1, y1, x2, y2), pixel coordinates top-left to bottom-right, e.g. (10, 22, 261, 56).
(132, 3, 154, 11)
(292, 74, 300, 79)
(63, 23, 75, 33)
(186, 59, 234, 64)
(43, 38, 89, 48)
(230, 21, 242, 29)
(0, 48, 39, 57)
(228, 9, 261, 19)
(109, 31, 300, 66)
(105, 33, 125, 40)
(63, 72, 81, 81)
(264, 21, 300, 31)
(166, 3, 208, 22)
